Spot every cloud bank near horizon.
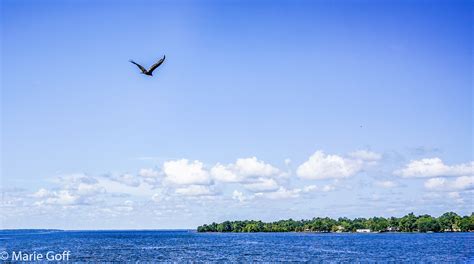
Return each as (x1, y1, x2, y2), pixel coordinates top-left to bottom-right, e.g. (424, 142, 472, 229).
(2, 149, 473, 229)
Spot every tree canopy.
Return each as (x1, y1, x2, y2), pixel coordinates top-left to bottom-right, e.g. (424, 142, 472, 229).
(197, 212, 474, 233)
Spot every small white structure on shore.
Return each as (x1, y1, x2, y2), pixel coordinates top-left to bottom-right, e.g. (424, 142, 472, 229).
(356, 229, 371, 233)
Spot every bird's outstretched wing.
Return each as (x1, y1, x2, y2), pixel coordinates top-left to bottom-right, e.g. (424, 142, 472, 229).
(129, 60, 148, 74)
(148, 55, 166, 74)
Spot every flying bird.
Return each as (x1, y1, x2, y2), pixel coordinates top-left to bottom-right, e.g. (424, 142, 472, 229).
(129, 55, 166, 76)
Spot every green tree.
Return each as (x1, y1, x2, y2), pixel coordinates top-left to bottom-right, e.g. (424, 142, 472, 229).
(416, 215, 440, 232)
(368, 217, 389, 232)
(196, 212, 474, 233)
(438, 212, 461, 232)
(399, 213, 417, 232)
(458, 214, 474, 232)
(388, 217, 399, 229)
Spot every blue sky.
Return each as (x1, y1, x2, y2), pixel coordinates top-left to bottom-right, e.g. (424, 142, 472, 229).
(1, 0, 472, 229)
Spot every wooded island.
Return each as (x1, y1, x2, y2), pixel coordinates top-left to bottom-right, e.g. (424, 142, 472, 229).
(197, 212, 474, 233)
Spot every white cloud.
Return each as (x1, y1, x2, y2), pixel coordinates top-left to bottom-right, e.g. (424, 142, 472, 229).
(96, 177, 156, 197)
(34, 188, 102, 206)
(349, 150, 382, 162)
(395, 158, 473, 178)
(151, 189, 169, 202)
(34, 173, 105, 206)
(451, 176, 474, 190)
(54, 173, 98, 187)
(255, 187, 301, 199)
(232, 190, 249, 202)
(296, 150, 369, 180)
(152, 193, 162, 202)
(448, 192, 460, 199)
(210, 164, 239, 182)
(254, 185, 319, 200)
(76, 182, 105, 196)
(303, 185, 317, 192)
(33, 188, 51, 198)
(243, 178, 279, 192)
(211, 157, 283, 183)
(424, 176, 474, 191)
(447, 192, 465, 204)
(234, 157, 281, 177)
(163, 159, 212, 185)
(46, 190, 79, 205)
(210, 156, 286, 195)
(114, 203, 134, 212)
(138, 168, 160, 178)
(33, 172, 162, 207)
(174, 185, 215, 196)
(321, 184, 335, 192)
(424, 178, 446, 189)
(1, 193, 25, 208)
(375, 180, 397, 189)
(109, 173, 141, 187)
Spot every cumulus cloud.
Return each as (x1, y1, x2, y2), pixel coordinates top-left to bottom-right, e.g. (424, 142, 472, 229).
(113, 200, 135, 212)
(375, 180, 398, 188)
(447, 192, 465, 204)
(234, 157, 281, 177)
(174, 185, 215, 196)
(26, 150, 385, 209)
(34, 190, 79, 206)
(321, 184, 335, 192)
(424, 176, 474, 191)
(447, 192, 461, 199)
(296, 150, 380, 180)
(33, 176, 105, 206)
(349, 150, 382, 162)
(1, 189, 26, 208)
(33, 172, 164, 207)
(163, 159, 212, 185)
(255, 188, 294, 199)
(231, 184, 319, 202)
(152, 193, 163, 202)
(255, 187, 301, 199)
(211, 157, 283, 183)
(209, 157, 287, 194)
(424, 178, 446, 189)
(108, 173, 141, 187)
(54, 173, 98, 187)
(96, 177, 156, 197)
(451, 176, 474, 190)
(232, 190, 249, 202)
(138, 168, 160, 178)
(303, 185, 318, 192)
(254, 185, 320, 200)
(242, 178, 279, 192)
(33, 188, 51, 198)
(395, 158, 473, 178)
(210, 164, 240, 183)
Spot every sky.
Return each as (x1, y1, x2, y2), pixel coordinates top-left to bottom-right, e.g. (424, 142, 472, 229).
(1, 0, 473, 229)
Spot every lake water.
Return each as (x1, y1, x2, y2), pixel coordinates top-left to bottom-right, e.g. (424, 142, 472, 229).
(1, 230, 473, 262)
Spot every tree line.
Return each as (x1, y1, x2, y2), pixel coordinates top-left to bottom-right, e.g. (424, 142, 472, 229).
(197, 212, 474, 233)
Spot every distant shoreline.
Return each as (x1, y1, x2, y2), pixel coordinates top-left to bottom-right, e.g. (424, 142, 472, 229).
(1, 229, 473, 234)
(0, 229, 194, 232)
(197, 212, 474, 233)
(196, 231, 474, 234)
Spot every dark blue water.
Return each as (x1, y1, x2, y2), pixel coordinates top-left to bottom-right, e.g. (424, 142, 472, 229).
(1, 230, 473, 262)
